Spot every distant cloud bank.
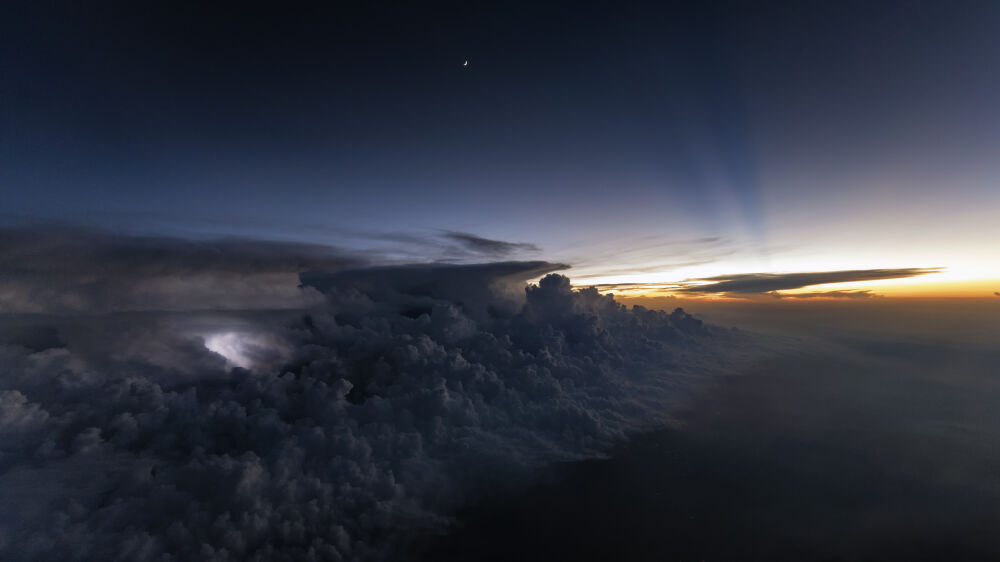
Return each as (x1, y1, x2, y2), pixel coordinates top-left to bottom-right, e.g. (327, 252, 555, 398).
(590, 267, 943, 298)
(678, 268, 943, 295)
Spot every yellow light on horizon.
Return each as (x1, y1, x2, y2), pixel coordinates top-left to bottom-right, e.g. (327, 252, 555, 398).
(572, 268, 998, 299)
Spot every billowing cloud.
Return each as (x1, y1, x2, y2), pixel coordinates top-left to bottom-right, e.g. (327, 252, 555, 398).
(0, 242, 751, 561)
(679, 267, 943, 295)
(301, 260, 567, 322)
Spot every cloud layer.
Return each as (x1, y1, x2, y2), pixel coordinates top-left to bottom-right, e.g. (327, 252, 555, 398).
(0, 234, 752, 561)
(0, 227, 364, 313)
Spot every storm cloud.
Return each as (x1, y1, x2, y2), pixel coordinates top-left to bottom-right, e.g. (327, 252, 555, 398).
(0, 232, 754, 561)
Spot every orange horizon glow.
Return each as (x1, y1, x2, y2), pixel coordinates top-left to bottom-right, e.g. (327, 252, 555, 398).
(569, 276, 1000, 301)
(550, 224, 1000, 303)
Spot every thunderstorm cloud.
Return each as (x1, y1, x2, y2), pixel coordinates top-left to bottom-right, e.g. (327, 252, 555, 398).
(0, 227, 753, 561)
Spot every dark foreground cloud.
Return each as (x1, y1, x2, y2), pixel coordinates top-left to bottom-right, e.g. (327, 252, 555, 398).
(680, 267, 943, 295)
(0, 239, 754, 561)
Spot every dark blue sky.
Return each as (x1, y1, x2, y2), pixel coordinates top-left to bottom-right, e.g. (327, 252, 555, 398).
(3, 1, 999, 285)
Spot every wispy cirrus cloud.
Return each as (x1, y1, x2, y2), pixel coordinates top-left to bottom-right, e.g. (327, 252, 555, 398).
(320, 228, 542, 262)
(440, 231, 540, 258)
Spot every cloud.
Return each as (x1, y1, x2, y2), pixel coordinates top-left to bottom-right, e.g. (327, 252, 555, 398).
(679, 267, 943, 295)
(0, 226, 364, 313)
(300, 260, 567, 323)
(440, 232, 540, 257)
(994, 291, 1000, 297)
(0, 226, 361, 275)
(0, 242, 749, 561)
(270, 227, 543, 264)
(425, 306, 1000, 560)
(0, 225, 548, 315)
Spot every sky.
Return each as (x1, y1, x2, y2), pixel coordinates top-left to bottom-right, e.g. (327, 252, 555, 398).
(5, 4, 1000, 559)
(3, 0, 1000, 297)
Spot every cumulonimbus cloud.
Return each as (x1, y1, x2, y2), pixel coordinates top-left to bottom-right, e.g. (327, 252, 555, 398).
(0, 231, 751, 561)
